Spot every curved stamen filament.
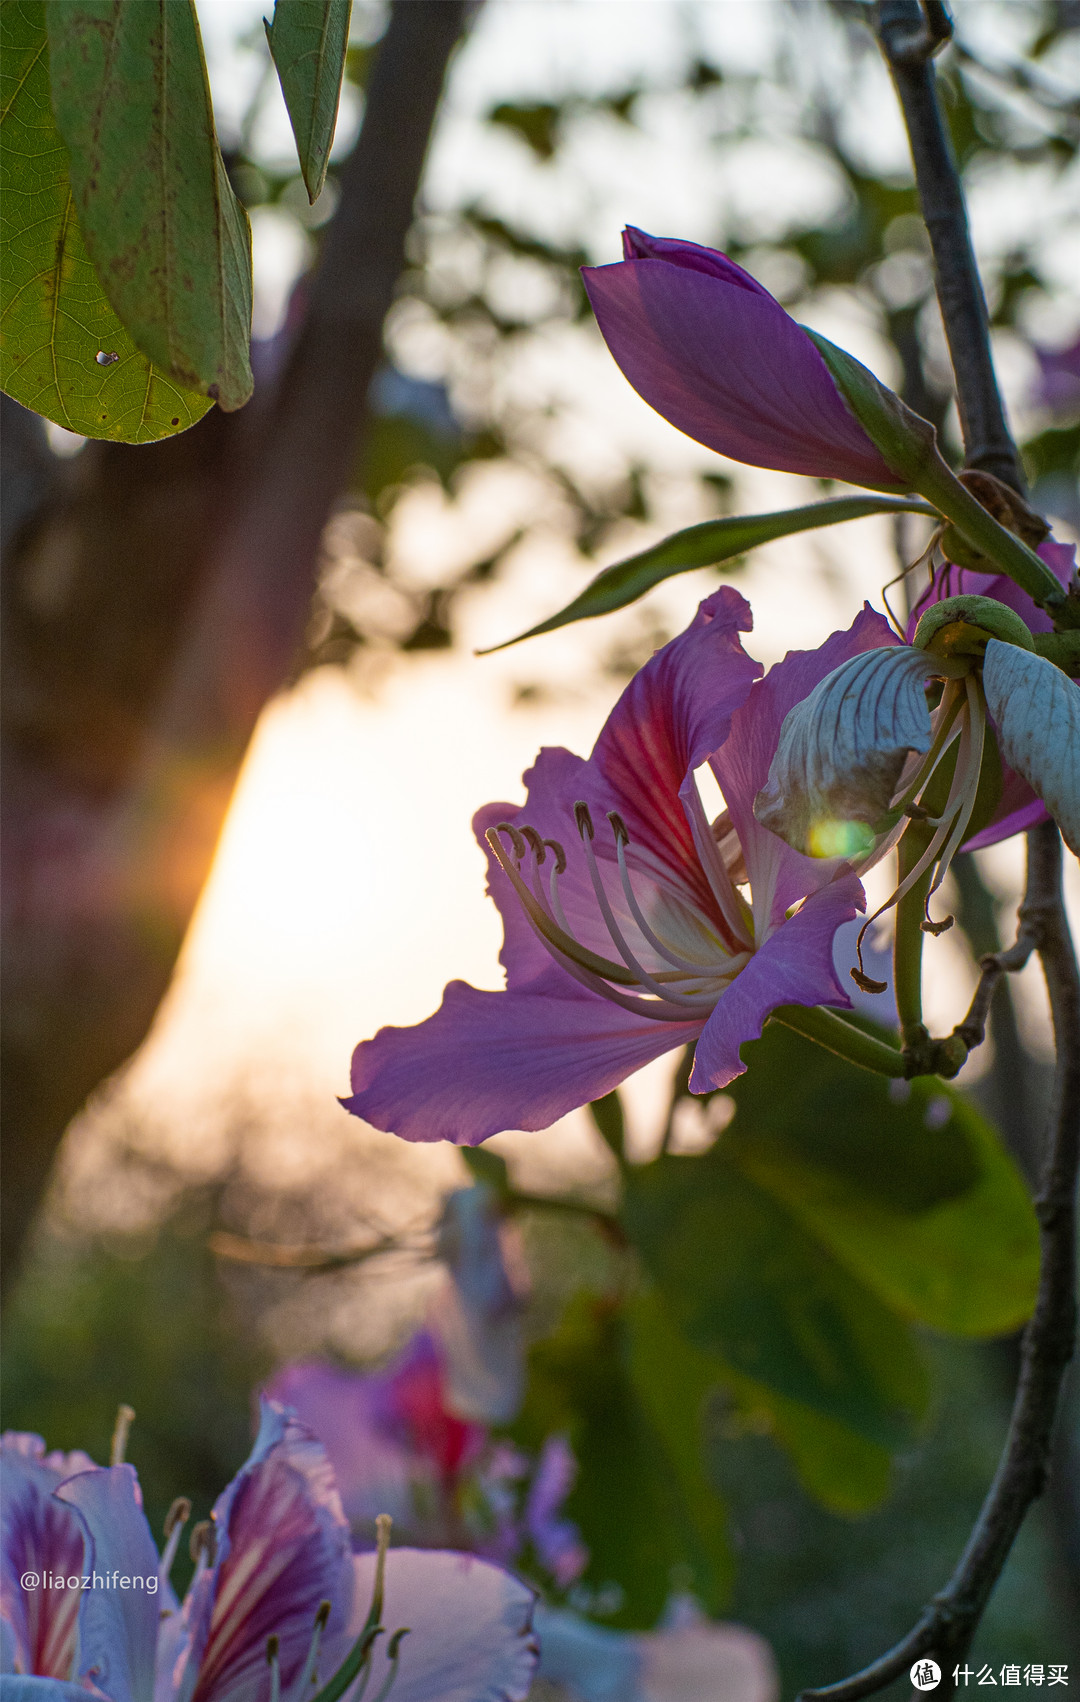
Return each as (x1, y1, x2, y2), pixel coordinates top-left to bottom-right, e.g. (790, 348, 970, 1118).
(574, 803, 721, 1010)
(854, 674, 989, 975)
(682, 779, 753, 952)
(487, 820, 744, 1022)
(926, 673, 987, 908)
(609, 814, 725, 974)
(487, 827, 638, 986)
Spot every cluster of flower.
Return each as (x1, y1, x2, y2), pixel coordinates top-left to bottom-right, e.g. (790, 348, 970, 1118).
(1, 1184, 776, 1702)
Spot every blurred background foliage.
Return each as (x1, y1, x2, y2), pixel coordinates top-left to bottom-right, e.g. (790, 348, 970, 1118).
(3, 0, 1080, 1693)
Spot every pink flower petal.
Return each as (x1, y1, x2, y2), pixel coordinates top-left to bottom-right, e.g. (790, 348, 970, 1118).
(689, 874, 864, 1092)
(349, 1549, 537, 1702)
(345, 978, 701, 1145)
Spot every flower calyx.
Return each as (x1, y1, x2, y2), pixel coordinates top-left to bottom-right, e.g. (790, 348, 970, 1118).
(913, 594, 1036, 661)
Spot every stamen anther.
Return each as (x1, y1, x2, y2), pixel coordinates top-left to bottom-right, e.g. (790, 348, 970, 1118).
(607, 811, 629, 844)
(110, 1404, 135, 1466)
(922, 914, 954, 936)
(163, 1497, 191, 1539)
(543, 838, 566, 873)
(852, 920, 887, 994)
(495, 822, 527, 861)
(159, 1497, 192, 1586)
(189, 1519, 218, 1567)
(521, 826, 545, 863)
(574, 801, 594, 839)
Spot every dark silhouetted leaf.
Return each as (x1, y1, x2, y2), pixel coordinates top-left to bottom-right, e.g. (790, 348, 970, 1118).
(46, 0, 252, 410)
(265, 0, 352, 203)
(0, 2, 211, 440)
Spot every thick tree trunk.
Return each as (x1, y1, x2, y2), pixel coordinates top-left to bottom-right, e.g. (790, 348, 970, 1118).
(1, 0, 468, 1297)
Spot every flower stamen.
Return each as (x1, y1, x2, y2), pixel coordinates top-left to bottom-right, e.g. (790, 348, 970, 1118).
(159, 1497, 191, 1587)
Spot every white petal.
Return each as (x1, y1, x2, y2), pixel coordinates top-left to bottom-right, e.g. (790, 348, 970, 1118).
(350, 1550, 536, 1702)
(639, 1619, 779, 1702)
(983, 640, 1080, 855)
(755, 647, 937, 855)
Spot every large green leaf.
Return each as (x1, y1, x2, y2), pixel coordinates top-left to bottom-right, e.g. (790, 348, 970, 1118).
(623, 1147, 929, 1450)
(265, 0, 352, 204)
(512, 1294, 732, 1629)
(725, 1024, 1040, 1336)
(0, 2, 210, 440)
(46, 0, 252, 411)
(632, 1287, 893, 1516)
(481, 495, 938, 650)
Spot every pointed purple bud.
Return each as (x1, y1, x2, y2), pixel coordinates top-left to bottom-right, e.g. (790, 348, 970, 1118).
(582, 229, 904, 490)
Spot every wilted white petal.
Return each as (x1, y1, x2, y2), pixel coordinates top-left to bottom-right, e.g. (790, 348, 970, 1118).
(754, 647, 938, 855)
(350, 1549, 537, 1702)
(983, 640, 1080, 854)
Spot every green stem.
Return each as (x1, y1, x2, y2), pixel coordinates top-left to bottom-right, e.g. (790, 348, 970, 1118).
(916, 453, 1074, 624)
(893, 823, 934, 1041)
(769, 1005, 906, 1077)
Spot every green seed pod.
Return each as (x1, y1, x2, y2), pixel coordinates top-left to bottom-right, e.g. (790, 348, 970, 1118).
(913, 595, 1036, 659)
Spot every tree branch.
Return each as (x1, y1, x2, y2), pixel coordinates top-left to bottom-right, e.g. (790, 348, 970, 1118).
(801, 825, 1079, 1702)
(798, 7, 1080, 1695)
(874, 0, 1023, 490)
(0, 0, 468, 1295)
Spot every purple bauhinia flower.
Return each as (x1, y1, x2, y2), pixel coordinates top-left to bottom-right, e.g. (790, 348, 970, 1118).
(266, 1337, 586, 1589)
(0, 1407, 537, 1702)
(581, 228, 905, 490)
(344, 589, 887, 1144)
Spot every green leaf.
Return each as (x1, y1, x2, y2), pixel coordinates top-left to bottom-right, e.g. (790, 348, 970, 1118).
(512, 1294, 732, 1629)
(723, 1364, 894, 1516)
(623, 1145, 929, 1450)
(480, 496, 939, 651)
(0, 2, 210, 440)
(726, 1024, 1040, 1336)
(46, 0, 253, 411)
(265, 0, 352, 204)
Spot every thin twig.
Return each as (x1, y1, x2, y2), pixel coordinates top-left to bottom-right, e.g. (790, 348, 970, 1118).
(209, 1229, 429, 1272)
(801, 826, 1079, 1701)
(951, 927, 1040, 1053)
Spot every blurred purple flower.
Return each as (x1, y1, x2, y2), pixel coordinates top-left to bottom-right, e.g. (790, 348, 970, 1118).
(267, 1334, 587, 1590)
(524, 1438, 588, 1590)
(581, 228, 904, 490)
(909, 537, 1077, 847)
(345, 589, 886, 1143)
(1031, 336, 1080, 419)
(0, 1407, 537, 1702)
(431, 1185, 526, 1425)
